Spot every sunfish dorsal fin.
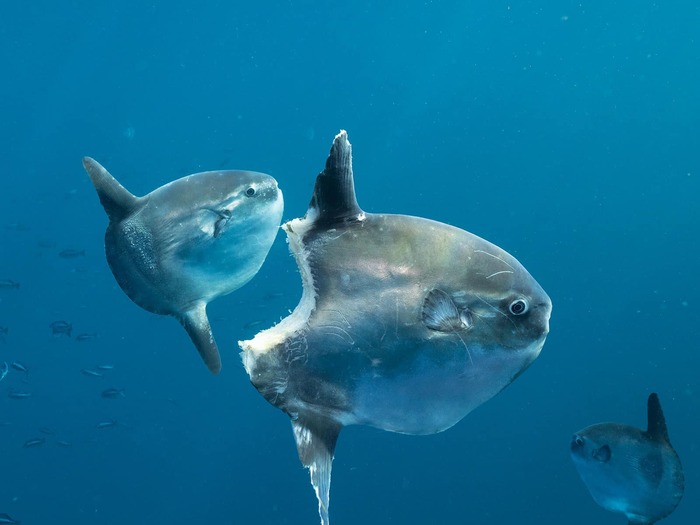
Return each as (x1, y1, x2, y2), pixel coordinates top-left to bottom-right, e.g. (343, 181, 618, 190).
(646, 392, 669, 443)
(178, 303, 222, 375)
(292, 416, 342, 525)
(308, 130, 363, 225)
(83, 157, 143, 222)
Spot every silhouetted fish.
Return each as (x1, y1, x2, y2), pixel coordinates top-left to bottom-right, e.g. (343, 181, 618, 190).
(80, 368, 103, 378)
(0, 280, 20, 289)
(23, 437, 46, 448)
(101, 388, 125, 399)
(10, 362, 28, 375)
(571, 393, 684, 525)
(0, 362, 7, 383)
(96, 420, 118, 429)
(58, 249, 86, 258)
(7, 390, 31, 399)
(75, 332, 98, 342)
(50, 320, 72, 337)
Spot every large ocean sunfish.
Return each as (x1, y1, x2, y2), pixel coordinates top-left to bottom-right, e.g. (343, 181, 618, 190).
(571, 393, 684, 525)
(240, 130, 552, 524)
(84, 158, 283, 374)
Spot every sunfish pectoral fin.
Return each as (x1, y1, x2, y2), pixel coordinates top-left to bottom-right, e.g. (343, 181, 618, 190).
(177, 303, 222, 375)
(82, 157, 143, 222)
(422, 289, 468, 332)
(292, 416, 342, 525)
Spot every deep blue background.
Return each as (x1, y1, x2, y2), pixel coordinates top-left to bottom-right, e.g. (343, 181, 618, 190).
(1, 2, 698, 524)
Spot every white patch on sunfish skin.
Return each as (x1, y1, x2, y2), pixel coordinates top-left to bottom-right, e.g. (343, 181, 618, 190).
(571, 393, 684, 525)
(239, 130, 551, 524)
(84, 157, 283, 374)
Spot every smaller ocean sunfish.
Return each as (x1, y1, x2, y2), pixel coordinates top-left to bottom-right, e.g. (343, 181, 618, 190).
(571, 393, 684, 525)
(84, 158, 284, 374)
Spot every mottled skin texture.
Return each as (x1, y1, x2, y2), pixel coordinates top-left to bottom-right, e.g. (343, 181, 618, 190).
(571, 395, 684, 525)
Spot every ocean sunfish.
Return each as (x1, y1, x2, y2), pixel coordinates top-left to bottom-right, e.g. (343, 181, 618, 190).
(84, 157, 283, 374)
(240, 130, 552, 524)
(571, 393, 684, 525)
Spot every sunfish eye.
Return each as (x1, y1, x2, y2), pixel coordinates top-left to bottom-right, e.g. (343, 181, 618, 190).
(245, 187, 256, 197)
(509, 298, 528, 315)
(219, 209, 232, 219)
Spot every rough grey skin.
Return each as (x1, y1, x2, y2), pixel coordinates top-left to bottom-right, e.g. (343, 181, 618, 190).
(571, 393, 684, 525)
(239, 130, 552, 524)
(84, 157, 283, 374)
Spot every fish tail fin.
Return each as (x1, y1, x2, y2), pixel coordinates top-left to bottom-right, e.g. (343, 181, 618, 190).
(292, 416, 342, 525)
(83, 157, 142, 222)
(178, 303, 222, 375)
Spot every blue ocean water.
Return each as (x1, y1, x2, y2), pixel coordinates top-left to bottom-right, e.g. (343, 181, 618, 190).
(1, 1, 698, 524)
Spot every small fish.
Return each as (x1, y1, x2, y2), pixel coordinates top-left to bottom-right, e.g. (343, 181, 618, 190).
(75, 332, 98, 342)
(56, 440, 72, 447)
(96, 420, 118, 429)
(0, 362, 8, 383)
(571, 393, 684, 525)
(59, 249, 85, 258)
(96, 364, 114, 370)
(50, 320, 72, 337)
(10, 361, 28, 374)
(80, 368, 103, 378)
(8, 390, 31, 399)
(0, 513, 20, 524)
(23, 437, 46, 448)
(101, 388, 125, 399)
(0, 279, 20, 289)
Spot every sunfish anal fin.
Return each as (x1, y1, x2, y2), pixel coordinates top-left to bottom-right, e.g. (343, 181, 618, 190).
(308, 130, 363, 226)
(83, 157, 143, 222)
(292, 416, 342, 525)
(646, 392, 669, 443)
(178, 303, 222, 375)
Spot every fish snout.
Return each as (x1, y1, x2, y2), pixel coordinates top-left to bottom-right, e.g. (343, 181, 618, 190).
(571, 434, 585, 453)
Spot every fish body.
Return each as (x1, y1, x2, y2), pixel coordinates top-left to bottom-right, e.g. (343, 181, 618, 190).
(571, 393, 684, 525)
(23, 437, 46, 448)
(0, 362, 7, 383)
(101, 388, 125, 398)
(80, 368, 103, 378)
(0, 280, 20, 289)
(59, 249, 86, 258)
(0, 513, 20, 524)
(96, 420, 118, 429)
(10, 362, 27, 374)
(240, 131, 551, 524)
(84, 157, 284, 373)
(75, 332, 98, 342)
(50, 321, 72, 337)
(8, 390, 31, 399)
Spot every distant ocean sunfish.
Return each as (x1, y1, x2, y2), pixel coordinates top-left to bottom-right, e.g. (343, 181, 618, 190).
(240, 130, 552, 524)
(571, 393, 684, 525)
(84, 158, 284, 374)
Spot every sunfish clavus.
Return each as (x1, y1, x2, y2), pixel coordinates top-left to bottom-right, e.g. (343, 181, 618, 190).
(240, 130, 552, 524)
(571, 393, 684, 525)
(84, 158, 283, 374)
